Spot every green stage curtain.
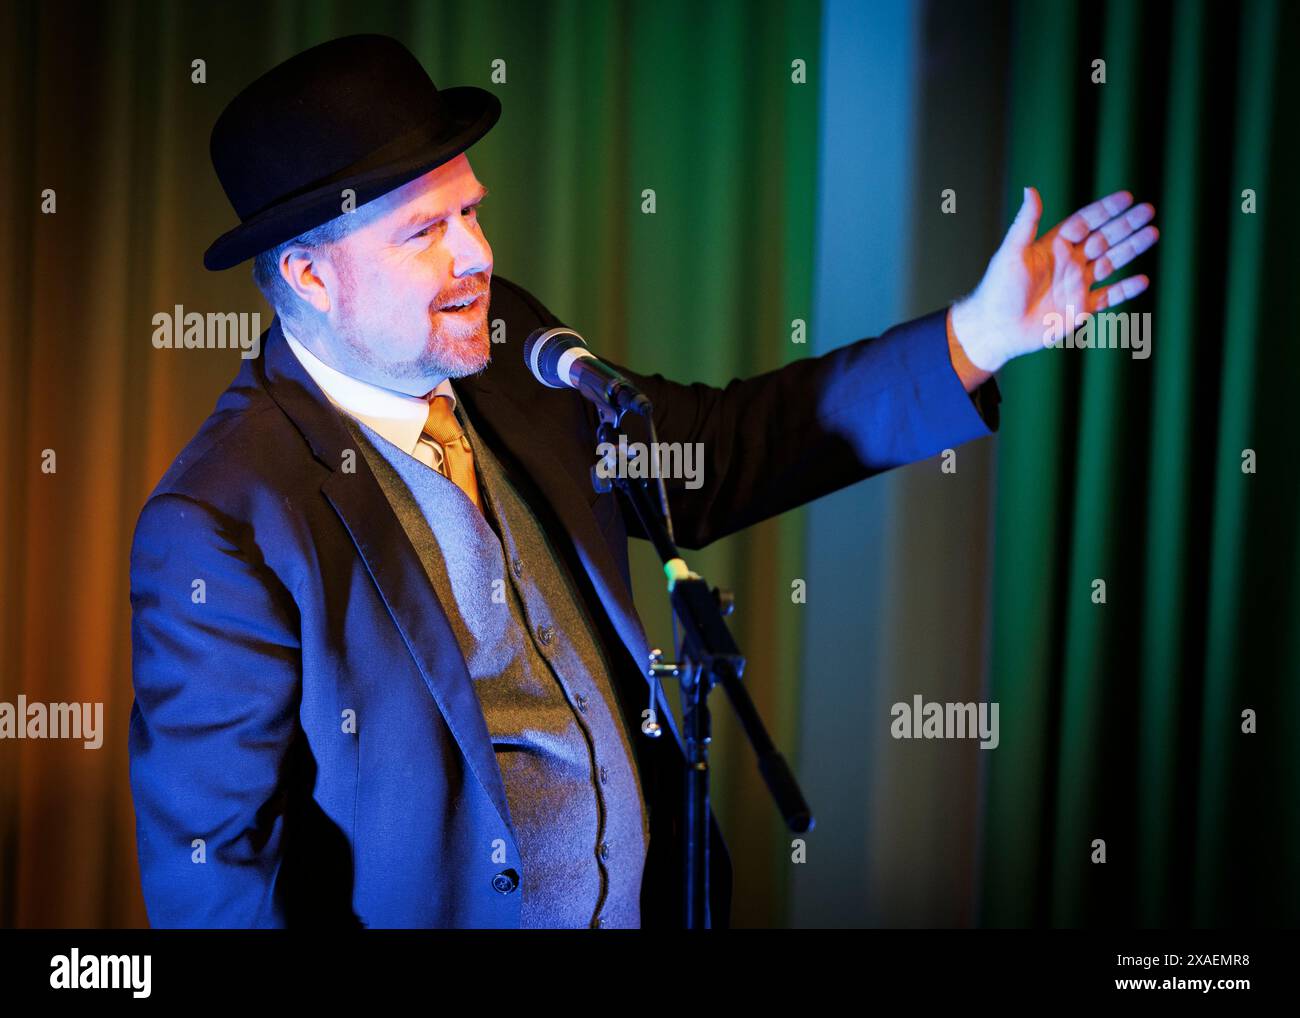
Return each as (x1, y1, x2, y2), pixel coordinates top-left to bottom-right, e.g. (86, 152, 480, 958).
(981, 0, 1300, 927)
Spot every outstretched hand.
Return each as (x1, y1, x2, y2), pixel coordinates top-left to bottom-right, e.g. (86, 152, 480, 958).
(950, 187, 1159, 375)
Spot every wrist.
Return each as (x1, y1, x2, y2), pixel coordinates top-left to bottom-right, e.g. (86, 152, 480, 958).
(947, 300, 998, 390)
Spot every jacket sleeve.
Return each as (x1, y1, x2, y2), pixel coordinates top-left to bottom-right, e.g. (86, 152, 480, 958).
(602, 308, 1001, 550)
(128, 492, 302, 928)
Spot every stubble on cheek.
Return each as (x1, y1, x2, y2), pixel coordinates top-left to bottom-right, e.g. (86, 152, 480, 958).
(330, 242, 493, 382)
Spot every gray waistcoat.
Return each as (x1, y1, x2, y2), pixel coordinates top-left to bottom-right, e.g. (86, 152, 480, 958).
(343, 399, 649, 929)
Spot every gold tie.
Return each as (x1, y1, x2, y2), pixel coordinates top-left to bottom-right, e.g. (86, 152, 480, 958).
(421, 394, 483, 514)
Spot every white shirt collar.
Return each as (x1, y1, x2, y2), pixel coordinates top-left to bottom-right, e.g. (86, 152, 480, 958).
(280, 319, 456, 458)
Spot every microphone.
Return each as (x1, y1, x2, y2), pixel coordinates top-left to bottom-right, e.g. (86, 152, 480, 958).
(524, 327, 652, 416)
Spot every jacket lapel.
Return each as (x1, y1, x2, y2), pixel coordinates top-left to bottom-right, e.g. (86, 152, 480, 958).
(259, 318, 515, 836)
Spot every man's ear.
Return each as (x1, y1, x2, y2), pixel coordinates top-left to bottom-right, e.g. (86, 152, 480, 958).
(280, 245, 334, 315)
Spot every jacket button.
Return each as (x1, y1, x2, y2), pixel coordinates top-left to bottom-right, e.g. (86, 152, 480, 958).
(512, 557, 524, 579)
(538, 624, 555, 646)
(599, 842, 610, 862)
(576, 693, 588, 713)
(491, 869, 520, 894)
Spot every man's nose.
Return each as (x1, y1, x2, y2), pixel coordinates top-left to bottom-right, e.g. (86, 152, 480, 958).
(448, 216, 491, 279)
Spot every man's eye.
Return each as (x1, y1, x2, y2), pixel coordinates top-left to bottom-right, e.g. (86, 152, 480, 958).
(412, 209, 477, 240)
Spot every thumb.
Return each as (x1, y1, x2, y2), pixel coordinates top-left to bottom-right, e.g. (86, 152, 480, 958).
(1002, 186, 1042, 250)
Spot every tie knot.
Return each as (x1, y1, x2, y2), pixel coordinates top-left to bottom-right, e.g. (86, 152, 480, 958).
(422, 394, 463, 445)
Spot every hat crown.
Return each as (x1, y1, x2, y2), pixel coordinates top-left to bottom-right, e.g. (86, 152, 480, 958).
(211, 34, 446, 221)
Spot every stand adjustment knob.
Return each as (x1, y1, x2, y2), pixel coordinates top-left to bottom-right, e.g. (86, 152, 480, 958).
(647, 647, 681, 678)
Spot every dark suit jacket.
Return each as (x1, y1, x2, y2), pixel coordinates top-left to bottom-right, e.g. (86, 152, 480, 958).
(127, 275, 999, 928)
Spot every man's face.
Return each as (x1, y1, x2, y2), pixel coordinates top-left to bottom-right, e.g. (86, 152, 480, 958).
(311, 153, 494, 397)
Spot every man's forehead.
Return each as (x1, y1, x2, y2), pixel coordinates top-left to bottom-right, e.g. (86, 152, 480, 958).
(372, 157, 484, 221)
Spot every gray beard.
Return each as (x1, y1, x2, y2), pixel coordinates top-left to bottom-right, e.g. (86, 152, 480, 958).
(335, 318, 490, 388)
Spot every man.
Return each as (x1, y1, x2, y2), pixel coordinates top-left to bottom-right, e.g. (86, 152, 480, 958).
(127, 34, 1158, 929)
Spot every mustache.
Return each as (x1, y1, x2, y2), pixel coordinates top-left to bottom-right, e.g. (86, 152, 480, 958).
(433, 278, 490, 310)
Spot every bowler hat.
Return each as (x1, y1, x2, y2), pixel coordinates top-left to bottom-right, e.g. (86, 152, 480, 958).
(204, 34, 500, 270)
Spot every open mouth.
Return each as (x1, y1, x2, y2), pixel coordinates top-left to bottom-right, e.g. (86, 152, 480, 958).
(437, 293, 485, 314)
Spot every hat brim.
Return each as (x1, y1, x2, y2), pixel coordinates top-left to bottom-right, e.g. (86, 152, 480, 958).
(203, 85, 501, 271)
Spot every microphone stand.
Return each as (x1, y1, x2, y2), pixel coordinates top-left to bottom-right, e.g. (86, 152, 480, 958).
(590, 402, 815, 929)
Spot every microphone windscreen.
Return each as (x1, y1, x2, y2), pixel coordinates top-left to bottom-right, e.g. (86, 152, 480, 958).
(524, 327, 586, 388)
